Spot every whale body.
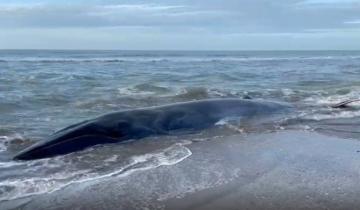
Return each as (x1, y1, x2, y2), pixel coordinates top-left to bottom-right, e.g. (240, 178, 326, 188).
(13, 99, 291, 160)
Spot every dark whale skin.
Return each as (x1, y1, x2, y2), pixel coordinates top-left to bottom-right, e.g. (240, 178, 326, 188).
(13, 98, 291, 160)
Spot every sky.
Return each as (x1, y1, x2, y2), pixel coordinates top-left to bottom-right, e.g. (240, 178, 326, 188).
(0, 0, 359, 50)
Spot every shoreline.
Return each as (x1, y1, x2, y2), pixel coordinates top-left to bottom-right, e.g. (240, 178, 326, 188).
(3, 130, 360, 210)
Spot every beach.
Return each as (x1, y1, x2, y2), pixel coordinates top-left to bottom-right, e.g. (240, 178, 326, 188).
(2, 130, 360, 210)
(1, 50, 360, 209)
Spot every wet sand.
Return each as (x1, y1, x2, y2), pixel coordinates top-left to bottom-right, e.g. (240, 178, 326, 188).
(3, 130, 360, 210)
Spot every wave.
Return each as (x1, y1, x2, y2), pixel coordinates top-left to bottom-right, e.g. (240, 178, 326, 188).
(300, 109, 360, 121)
(174, 87, 210, 99)
(118, 84, 172, 96)
(0, 135, 27, 152)
(117, 85, 242, 99)
(0, 139, 6, 153)
(301, 87, 360, 110)
(0, 143, 191, 202)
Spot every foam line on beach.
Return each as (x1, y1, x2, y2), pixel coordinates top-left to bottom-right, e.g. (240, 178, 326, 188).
(0, 143, 192, 202)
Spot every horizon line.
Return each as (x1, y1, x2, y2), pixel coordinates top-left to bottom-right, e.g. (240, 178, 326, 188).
(1, 49, 360, 52)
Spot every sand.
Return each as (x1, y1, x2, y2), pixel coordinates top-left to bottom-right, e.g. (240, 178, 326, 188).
(3, 130, 360, 210)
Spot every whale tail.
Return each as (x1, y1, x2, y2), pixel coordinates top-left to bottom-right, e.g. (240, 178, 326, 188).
(331, 99, 360, 108)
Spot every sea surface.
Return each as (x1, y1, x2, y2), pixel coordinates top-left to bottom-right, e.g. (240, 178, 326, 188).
(1, 50, 360, 206)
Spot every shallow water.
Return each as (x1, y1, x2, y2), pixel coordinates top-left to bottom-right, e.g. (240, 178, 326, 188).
(1, 50, 360, 204)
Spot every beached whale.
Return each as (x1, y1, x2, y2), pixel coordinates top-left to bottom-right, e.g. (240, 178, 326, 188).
(14, 98, 292, 160)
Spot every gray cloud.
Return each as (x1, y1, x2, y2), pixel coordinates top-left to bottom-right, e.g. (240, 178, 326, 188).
(0, 0, 359, 32)
(0, 0, 359, 50)
(0, 3, 232, 28)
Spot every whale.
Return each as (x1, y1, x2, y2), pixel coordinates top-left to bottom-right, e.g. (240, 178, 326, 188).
(13, 98, 292, 160)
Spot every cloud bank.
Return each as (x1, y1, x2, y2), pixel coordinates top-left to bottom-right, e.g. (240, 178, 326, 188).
(0, 0, 359, 50)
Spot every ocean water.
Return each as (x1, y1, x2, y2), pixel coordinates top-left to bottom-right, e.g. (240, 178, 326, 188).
(1, 50, 360, 204)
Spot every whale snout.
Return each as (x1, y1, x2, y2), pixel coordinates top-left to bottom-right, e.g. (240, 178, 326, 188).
(13, 144, 51, 160)
(13, 121, 122, 160)
(13, 134, 120, 160)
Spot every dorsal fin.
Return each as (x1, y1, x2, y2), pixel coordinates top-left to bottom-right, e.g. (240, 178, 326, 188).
(331, 99, 360, 108)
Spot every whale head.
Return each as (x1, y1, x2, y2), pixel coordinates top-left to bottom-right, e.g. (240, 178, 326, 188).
(13, 119, 130, 160)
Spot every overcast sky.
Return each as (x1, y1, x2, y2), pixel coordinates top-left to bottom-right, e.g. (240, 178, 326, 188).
(0, 0, 359, 50)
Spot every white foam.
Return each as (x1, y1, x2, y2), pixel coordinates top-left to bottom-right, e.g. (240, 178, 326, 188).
(0, 134, 26, 152)
(0, 141, 6, 152)
(118, 87, 155, 96)
(300, 89, 360, 120)
(175, 87, 209, 98)
(281, 88, 294, 96)
(0, 143, 192, 202)
(207, 89, 228, 97)
(0, 161, 23, 168)
(215, 117, 246, 133)
(104, 155, 118, 163)
(0, 136, 11, 150)
(303, 88, 360, 107)
(304, 110, 360, 121)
